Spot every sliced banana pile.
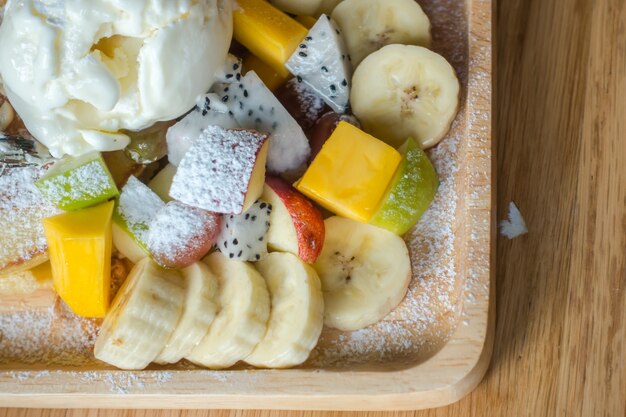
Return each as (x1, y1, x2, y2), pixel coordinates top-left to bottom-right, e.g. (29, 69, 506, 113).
(329, 0, 460, 149)
(95, 215, 413, 370)
(94, 251, 327, 370)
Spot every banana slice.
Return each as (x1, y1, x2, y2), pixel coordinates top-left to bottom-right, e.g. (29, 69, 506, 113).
(268, 0, 323, 15)
(186, 252, 270, 369)
(331, 0, 431, 67)
(94, 258, 185, 370)
(350, 44, 460, 149)
(312, 216, 411, 331)
(156, 262, 219, 364)
(247, 252, 324, 368)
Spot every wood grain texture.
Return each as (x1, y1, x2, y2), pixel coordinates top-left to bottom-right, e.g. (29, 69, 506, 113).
(1, 0, 624, 414)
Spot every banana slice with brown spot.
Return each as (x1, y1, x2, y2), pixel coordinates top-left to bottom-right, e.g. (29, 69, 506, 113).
(350, 44, 460, 148)
(312, 216, 411, 331)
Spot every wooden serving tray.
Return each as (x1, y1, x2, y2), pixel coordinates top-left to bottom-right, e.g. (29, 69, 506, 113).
(0, 0, 493, 410)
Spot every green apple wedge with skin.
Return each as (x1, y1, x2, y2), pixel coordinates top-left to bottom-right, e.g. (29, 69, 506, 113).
(112, 214, 150, 264)
(369, 138, 439, 235)
(112, 177, 165, 263)
(35, 152, 119, 211)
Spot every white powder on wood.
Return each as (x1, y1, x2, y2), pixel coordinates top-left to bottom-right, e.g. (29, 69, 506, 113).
(0, 166, 61, 270)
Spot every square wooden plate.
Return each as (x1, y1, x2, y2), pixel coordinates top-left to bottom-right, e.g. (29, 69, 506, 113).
(0, 0, 493, 410)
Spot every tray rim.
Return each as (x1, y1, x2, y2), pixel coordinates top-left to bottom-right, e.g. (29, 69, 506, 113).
(0, 0, 494, 410)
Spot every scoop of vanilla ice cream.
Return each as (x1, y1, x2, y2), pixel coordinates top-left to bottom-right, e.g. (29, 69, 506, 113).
(0, 0, 233, 157)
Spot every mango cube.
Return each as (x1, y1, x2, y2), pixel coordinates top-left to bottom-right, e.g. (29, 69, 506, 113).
(296, 15, 318, 29)
(234, 0, 308, 77)
(43, 201, 114, 318)
(243, 54, 291, 91)
(36, 152, 119, 211)
(295, 122, 402, 222)
(369, 138, 439, 235)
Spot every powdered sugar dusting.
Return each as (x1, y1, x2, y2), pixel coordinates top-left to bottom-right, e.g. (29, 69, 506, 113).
(0, 166, 61, 271)
(289, 79, 327, 128)
(170, 126, 268, 214)
(147, 201, 221, 265)
(117, 176, 165, 243)
(36, 158, 117, 209)
(0, 299, 98, 365)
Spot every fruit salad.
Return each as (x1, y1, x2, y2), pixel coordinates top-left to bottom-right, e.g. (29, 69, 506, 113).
(0, 0, 460, 370)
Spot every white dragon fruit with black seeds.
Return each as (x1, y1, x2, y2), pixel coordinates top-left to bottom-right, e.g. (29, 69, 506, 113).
(216, 200, 273, 262)
(285, 15, 352, 113)
(212, 71, 310, 174)
(166, 93, 239, 166)
(214, 54, 243, 84)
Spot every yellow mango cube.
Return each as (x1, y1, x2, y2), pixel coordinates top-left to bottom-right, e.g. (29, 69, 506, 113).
(234, 0, 308, 77)
(243, 54, 291, 91)
(43, 201, 114, 318)
(295, 122, 402, 222)
(296, 15, 318, 29)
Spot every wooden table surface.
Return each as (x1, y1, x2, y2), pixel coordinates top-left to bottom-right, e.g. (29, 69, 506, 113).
(3, 0, 625, 415)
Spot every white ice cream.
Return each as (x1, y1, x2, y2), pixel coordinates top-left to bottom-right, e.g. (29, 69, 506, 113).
(0, 0, 233, 157)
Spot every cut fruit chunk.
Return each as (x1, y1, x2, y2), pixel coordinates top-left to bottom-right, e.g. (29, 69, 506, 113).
(233, 0, 308, 77)
(296, 15, 317, 29)
(268, 0, 323, 16)
(0, 165, 61, 274)
(147, 164, 176, 202)
(370, 138, 439, 235)
(331, 0, 431, 67)
(146, 201, 223, 269)
(169, 126, 269, 214)
(94, 258, 186, 370)
(186, 252, 270, 369)
(247, 252, 323, 368)
(156, 262, 219, 364)
(123, 121, 171, 164)
(216, 200, 272, 262)
(285, 15, 352, 113)
(351, 45, 460, 148)
(213, 71, 310, 174)
(275, 78, 328, 131)
(243, 54, 291, 91)
(315, 0, 343, 16)
(295, 121, 402, 223)
(313, 216, 411, 331)
(307, 111, 360, 162)
(166, 93, 239, 167)
(35, 152, 118, 211)
(101, 150, 145, 189)
(262, 176, 325, 263)
(112, 176, 165, 263)
(215, 53, 244, 83)
(43, 201, 114, 318)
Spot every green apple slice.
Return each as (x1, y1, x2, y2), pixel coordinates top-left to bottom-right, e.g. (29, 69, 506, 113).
(36, 152, 119, 211)
(369, 138, 439, 235)
(112, 176, 165, 263)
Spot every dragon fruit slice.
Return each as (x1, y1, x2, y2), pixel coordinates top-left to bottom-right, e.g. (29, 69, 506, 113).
(285, 15, 352, 113)
(166, 93, 239, 166)
(215, 53, 243, 84)
(216, 200, 273, 262)
(212, 71, 311, 174)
